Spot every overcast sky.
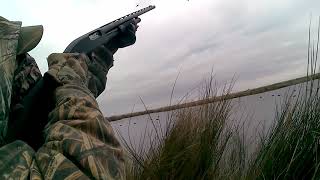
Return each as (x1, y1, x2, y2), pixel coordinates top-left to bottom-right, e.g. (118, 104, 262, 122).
(1, 0, 320, 116)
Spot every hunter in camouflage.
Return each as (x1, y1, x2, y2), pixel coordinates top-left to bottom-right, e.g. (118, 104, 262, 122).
(0, 16, 138, 179)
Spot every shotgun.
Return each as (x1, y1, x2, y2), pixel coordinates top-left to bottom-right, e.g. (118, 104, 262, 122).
(64, 5, 155, 53)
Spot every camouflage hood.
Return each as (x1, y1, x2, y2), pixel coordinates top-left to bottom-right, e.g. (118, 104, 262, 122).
(0, 16, 43, 143)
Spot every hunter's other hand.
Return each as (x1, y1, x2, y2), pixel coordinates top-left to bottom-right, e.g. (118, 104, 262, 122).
(89, 17, 141, 68)
(87, 18, 141, 97)
(105, 17, 141, 52)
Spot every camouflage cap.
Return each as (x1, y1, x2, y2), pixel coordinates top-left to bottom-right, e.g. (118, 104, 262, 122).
(0, 16, 43, 55)
(17, 25, 43, 55)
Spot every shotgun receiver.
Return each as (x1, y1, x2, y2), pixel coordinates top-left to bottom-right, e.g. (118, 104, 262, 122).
(6, 5, 156, 149)
(64, 5, 155, 53)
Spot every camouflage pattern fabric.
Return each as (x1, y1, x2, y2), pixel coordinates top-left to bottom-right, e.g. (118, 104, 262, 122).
(0, 17, 20, 144)
(0, 53, 125, 179)
(40, 53, 125, 179)
(11, 53, 42, 109)
(0, 17, 125, 178)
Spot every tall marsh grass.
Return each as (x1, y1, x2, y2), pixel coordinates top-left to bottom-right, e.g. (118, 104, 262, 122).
(121, 19, 320, 179)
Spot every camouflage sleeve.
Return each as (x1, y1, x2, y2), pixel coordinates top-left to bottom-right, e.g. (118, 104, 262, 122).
(11, 53, 42, 107)
(34, 53, 125, 179)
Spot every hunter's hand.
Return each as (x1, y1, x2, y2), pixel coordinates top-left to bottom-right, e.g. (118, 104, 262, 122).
(89, 17, 141, 66)
(106, 17, 141, 52)
(86, 18, 141, 97)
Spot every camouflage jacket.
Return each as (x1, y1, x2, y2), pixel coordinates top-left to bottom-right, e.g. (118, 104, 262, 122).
(0, 17, 125, 179)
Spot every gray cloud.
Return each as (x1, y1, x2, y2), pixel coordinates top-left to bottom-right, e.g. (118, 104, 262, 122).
(14, 0, 320, 156)
(2, 0, 319, 116)
(97, 0, 320, 116)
